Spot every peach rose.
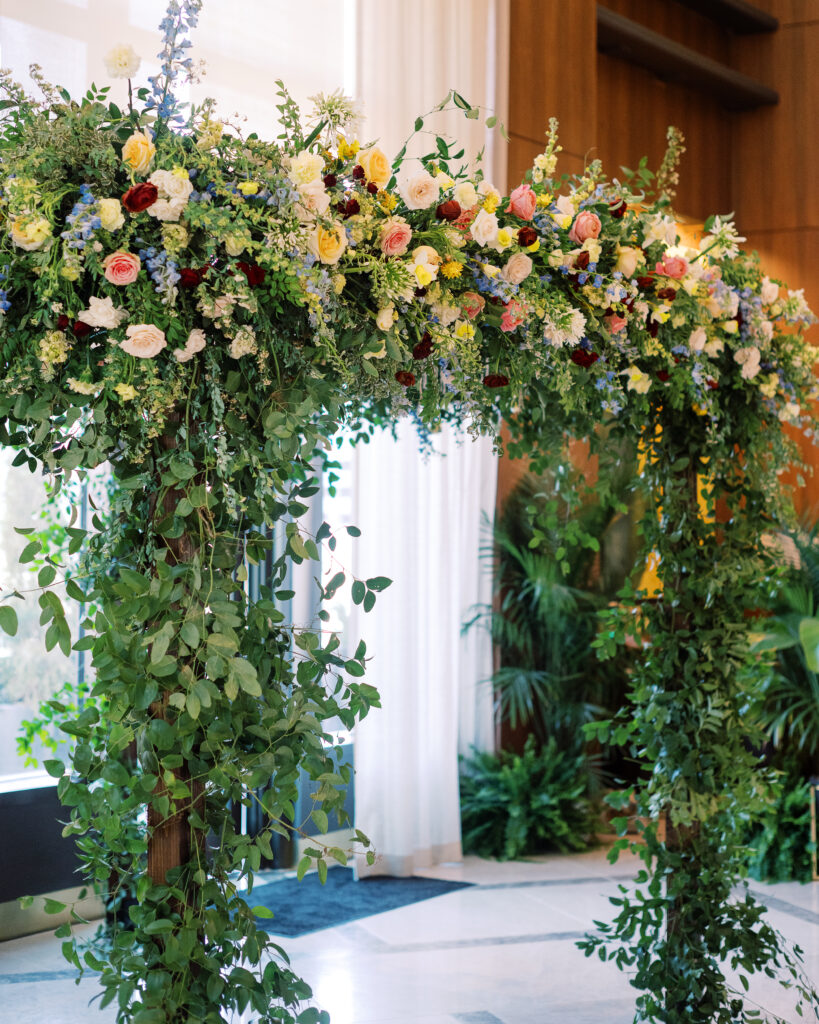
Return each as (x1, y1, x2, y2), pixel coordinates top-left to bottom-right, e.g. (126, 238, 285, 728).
(102, 251, 141, 286)
(120, 323, 167, 359)
(655, 254, 689, 279)
(398, 169, 439, 210)
(461, 292, 486, 320)
(501, 252, 533, 286)
(121, 130, 156, 175)
(506, 183, 536, 221)
(308, 222, 348, 265)
(568, 210, 601, 245)
(357, 147, 391, 189)
(379, 217, 413, 256)
(604, 312, 628, 334)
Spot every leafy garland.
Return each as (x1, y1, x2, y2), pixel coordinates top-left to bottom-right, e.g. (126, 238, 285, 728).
(1, 2, 818, 1022)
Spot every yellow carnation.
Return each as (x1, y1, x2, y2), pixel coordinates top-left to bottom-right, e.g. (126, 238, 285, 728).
(357, 147, 391, 189)
(122, 130, 156, 175)
(98, 198, 125, 232)
(10, 215, 51, 251)
(238, 181, 259, 196)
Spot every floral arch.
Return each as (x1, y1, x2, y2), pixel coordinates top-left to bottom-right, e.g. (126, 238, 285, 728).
(0, 4, 817, 1023)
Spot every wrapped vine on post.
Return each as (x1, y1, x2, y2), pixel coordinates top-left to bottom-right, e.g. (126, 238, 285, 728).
(1, 3, 818, 1022)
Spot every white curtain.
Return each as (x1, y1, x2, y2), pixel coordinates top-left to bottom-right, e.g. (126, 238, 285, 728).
(348, 423, 497, 877)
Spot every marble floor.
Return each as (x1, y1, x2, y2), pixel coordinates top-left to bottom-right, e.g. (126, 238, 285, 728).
(1, 848, 818, 1024)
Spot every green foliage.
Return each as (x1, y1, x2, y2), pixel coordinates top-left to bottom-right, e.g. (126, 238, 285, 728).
(460, 736, 596, 859)
(742, 767, 815, 883)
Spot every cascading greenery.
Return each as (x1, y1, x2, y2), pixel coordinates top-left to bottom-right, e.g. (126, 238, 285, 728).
(1, 3, 818, 1021)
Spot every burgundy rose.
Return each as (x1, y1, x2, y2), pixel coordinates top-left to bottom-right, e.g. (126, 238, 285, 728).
(72, 320, 93, 338)
(395, 370, 416, 387)
(435, 200, 462, 222)
(647, 320, 660, 338)
(121, 183, 159, 213)
(237, 261, 266, 287)
(352, 165, 365, 180)
(657, 287, 676, 301)
(483, 373, 509, 388)
(517, 226, 537, 247)
(323, 173, 338, 189)
(179, 268, 203, 289)
(609, 199, 628, 219)
(570, 349, 599, 368)
(636, 274, 655, 291)
(657, 370, 671, 382)
(575, 250, 590, 271)
(414, 286, 427, 298)
(412, 333, 434, 360)
(706, 378, 719, 390)
(366, 182, 379, 195)
(57, 314, 70, 330)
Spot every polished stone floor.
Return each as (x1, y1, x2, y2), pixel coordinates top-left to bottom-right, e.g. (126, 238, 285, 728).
(1, 849, 818, 1023)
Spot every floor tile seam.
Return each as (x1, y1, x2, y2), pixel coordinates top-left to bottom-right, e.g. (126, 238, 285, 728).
(471, 875, 633, 890)
(747, 888, 819, 926)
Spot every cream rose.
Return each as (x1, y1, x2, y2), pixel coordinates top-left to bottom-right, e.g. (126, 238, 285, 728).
(470, 208, 499, 248)
(122, 130, 156, 175)
(615, 246, 642, 279)
(295, 180, 331, 221)
(104, 44, 141, 79)
(376, 306, 396, 331)
(175, 328, 207, 363)
(760, 276, 779, 305)
(357, 147, 391, 189)
(10, 215, 51, 251)
(308, 222, 347, 265)
(120, 323, 166, 359)
(689, 327, 707, 352)
(102, 251, 141, 286)
(398, 169, 439, 211)
(734, 345, 761, 380)
(80, 296, 126, 330)
(501, 252, 533, 286)
(98, 198, 125, 232)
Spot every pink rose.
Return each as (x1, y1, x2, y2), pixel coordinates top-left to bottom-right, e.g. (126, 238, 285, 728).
(461, 291, 486, 320)
(568, 210, 602, 245)
(379, 218, 413, 257)
(604, 312, 628, 334)
(507, 183, 536, 221)
(102, 250, 141, 286)
(655, 254, 688, 279)
(500, 299, 526, 333)
(120, 323, 167, 359)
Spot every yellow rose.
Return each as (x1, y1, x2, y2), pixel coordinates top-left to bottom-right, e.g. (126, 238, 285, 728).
(308, 222, 347, 265)
(357, 147, 391, 189)
(122, 130, 156, 175)
(98, 198, 125, 232)
(10, 215, 51, 251)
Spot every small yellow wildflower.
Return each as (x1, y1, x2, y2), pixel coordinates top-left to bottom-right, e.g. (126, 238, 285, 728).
(536, 193, 553, 208)
(482, 196, 499, 214)
(440, 260, 463, 280)
(378, 192, 398, 213)
(338, 138, 360, 160)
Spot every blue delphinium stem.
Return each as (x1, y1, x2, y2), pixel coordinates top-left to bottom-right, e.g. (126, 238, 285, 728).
(145, 0, 203, 128)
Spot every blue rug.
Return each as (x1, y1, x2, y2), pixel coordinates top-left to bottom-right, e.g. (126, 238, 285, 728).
(251, 867, 472, 936)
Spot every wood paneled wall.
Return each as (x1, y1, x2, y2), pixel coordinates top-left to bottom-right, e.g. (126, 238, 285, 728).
(503, 0, 819, 514)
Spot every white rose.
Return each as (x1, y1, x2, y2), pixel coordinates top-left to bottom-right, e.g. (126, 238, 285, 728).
(288, 151, 325, 186)
(501, 252, 533, 286)
(149, 169, 193, 203)
(80, 296, 126, 330)
(555, 194, 575, 217)
(375, 306, 395, 331)
(734, 346, 761, 380)
(295, 180, 330, 221)
(103, 43, 141, 79)
(398, 169, 439, 210)
(689, 327, 707, 352)
(615, 245, 643, 279)
(470, 208, 499, 248)
(453, 181, 478, 209)
(760, 276, 779, 305)
(758, 320, 774, 343)
(121, 323, 166, 358)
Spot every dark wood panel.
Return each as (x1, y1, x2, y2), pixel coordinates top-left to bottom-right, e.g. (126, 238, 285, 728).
(508, 0, 598, 155)
(600, 0, 732, 58)
(731, 22, 819, 231)
(746, 0, 819, 25)
(673, 0, 779, 34)
(596, 53, 733, 219)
